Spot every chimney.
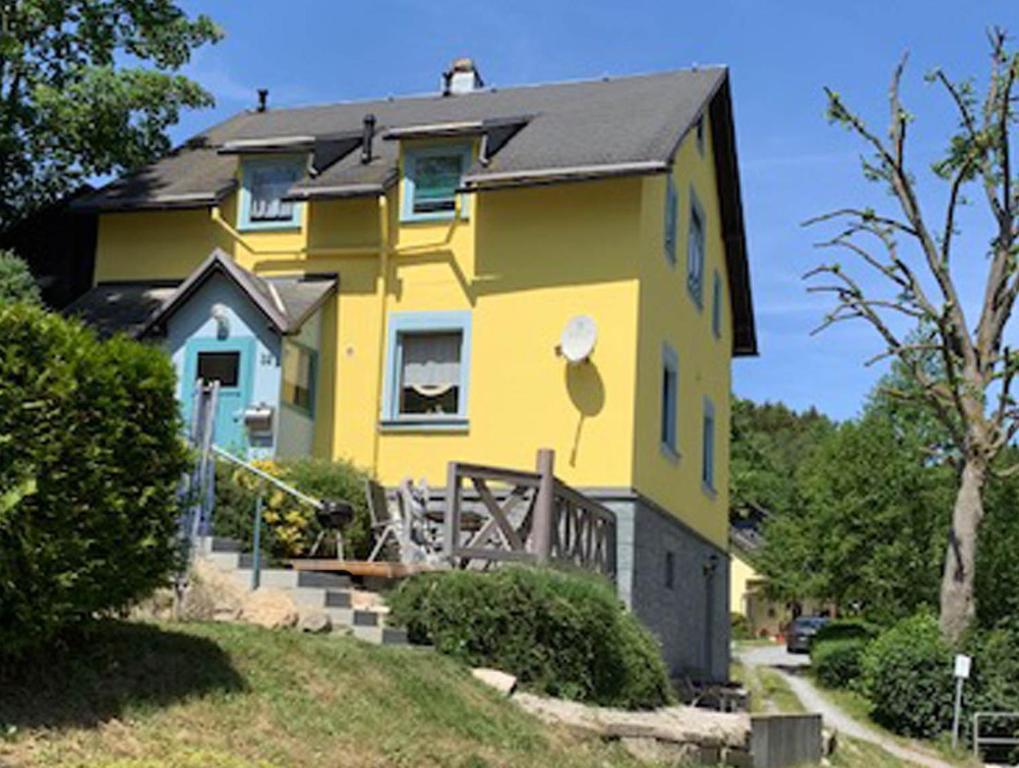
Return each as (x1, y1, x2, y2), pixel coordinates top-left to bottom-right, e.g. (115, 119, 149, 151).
(257, 88, 269, 112)
(360, 113, 376, 164)
(442, 58, 483, 96)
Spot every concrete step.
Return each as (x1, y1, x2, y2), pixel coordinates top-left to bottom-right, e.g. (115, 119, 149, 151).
(325, 590, 352, 609)
(352, 625, 409, 646)
(204, 551, 241, 570)
(352, 610, 379, 628)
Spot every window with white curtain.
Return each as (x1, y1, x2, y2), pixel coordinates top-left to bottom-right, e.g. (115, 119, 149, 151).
(239, 157, 304, 230)
(399, 331, 462, 415)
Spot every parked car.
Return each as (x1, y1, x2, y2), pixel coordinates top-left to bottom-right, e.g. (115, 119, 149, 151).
(786, 616, 829, 654)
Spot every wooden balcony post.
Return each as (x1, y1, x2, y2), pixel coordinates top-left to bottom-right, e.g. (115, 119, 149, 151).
(532, 449, 555, 562)
(444, 461, 461, 562)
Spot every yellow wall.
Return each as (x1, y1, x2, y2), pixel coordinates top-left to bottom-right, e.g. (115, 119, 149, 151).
(730, 551, 759, 617)
(93, 124, 734, 546)
(632, 113, 731, 548)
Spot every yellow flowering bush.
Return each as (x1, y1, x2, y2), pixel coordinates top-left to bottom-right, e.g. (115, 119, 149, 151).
(213, 457, 372, 560)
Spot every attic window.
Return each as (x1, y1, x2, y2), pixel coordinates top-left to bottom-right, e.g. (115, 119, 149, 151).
(239, 157, 304, 231)
(401, 144, 471, 222)
(695, 116, 705, 156)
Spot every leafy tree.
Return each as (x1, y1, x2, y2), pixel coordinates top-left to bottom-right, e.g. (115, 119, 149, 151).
(0, 1, 222, 229)
(0, 248, 39, 303)
(805, 31, 1019, 642)
(757, 410, 953, 622)
(730, 397, 835, 515)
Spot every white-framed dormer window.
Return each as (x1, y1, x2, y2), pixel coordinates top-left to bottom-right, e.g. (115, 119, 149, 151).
(687, 190, 706, 308)
(238, 156, 304, 231)
(381, 311, 472, 429)
(401, 144, 472, 222)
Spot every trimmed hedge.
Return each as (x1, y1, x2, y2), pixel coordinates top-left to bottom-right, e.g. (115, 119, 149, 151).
(861, 612, 954, 738)
(813, 638, 869, 689)
(212, 456, 372, 559)
(0, 303, 187, 657)
(388, 567, 673, 709)
(814, 618, 880, 645)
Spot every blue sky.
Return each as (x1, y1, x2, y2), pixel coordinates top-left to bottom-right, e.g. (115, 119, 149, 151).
(174, 1, 1018, 420)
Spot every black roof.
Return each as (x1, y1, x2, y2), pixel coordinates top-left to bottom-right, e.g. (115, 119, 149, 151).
(75, 67, 756, 355)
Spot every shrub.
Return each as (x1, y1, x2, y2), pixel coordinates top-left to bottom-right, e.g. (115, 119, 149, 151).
(388, 567, 673, 709)
(861, 611, 954, 738)
(814, 618, 880, 645)
(731, 612, 753, 641)
(0, 250, 39, 305)
(813, 638, 869, 689)
(0, 303, 187, 657)
(965, 619, 1019, 749)
(213, 456, 372, 559)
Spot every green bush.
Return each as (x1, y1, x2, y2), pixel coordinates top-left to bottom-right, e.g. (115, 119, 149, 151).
(212, 456, 372, 559)
(861, 612, 954, 738)
(0, 303, 187, 657)
(731, 612, 753, 641)
(388, 567, 673, 709)
(813, 638, 869, 689)
(965, 619, 1019, 752)
(0, 249, 39, 305)
(814, 618, 880, 645)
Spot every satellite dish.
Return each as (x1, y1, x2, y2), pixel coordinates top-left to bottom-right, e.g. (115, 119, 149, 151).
(560, 315, 597, 363)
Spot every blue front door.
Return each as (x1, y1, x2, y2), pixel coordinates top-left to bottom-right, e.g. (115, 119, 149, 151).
(182, 337, 256, 454)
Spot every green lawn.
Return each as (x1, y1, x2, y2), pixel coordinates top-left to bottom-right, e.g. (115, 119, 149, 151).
(730, 659, 805, 715)
(0, 620, 644, 768)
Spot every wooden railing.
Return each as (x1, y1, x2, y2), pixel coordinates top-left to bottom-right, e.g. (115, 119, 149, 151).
(444, 449, 617, 580)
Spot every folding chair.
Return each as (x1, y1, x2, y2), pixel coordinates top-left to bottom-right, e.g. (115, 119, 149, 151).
(366, 478, 402, 562)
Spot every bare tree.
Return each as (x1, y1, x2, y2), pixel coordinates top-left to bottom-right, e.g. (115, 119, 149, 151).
(806, 29, 1018, 644)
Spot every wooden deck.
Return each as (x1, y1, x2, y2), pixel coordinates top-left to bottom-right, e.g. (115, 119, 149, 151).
(288, 559, 443, 579)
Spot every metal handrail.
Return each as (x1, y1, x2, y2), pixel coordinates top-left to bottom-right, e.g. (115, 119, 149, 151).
(973, 711, 1019, 759)
(211, 445, 324, 510)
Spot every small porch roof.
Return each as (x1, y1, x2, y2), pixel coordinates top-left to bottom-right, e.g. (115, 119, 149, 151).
(68, 250, 336, 339)
(137, 249, 337, 338)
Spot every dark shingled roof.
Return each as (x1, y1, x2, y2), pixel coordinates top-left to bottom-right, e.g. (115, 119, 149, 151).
(68, 251, 336, 338)
(66, 282, 180, 337)
(74, 67, 756, 355)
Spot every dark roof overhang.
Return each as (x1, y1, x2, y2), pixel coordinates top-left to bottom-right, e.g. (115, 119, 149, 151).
(708, 76, 757, 357)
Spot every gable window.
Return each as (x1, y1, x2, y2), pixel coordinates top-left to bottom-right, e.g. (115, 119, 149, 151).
(702, 397, 716, 493)
(712, 270, 722, 338)
(197, 351, 240, 387)
(383, 311, 471, 428)
(695, 116, 705, 156)
(282, 343, 317, 416)
(660, 344, 678, 457)
(687, 193, 706, 307)
(238, 157, 304, 231)
(402, 144, 472, 222)
(664, 176, 678, 266)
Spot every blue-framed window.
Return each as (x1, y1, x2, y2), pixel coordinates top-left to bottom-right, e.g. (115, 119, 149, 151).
(702, 397, 716, 493)
(281, 342, 317, 417)
(401, 144, 472, 222)
(687, 190, 706, 307)
(238, 156, 305, 231)
(664, 176, 678, 266)
(712, 270, 722, 339)
(660, 343, 678, 457)
(382, 311, 472, 428)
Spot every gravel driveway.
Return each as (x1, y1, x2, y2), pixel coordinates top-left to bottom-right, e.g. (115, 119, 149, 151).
(736, 643, 957, 768)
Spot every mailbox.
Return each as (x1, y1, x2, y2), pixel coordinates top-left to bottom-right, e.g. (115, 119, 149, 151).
(242, 404, 275, 438)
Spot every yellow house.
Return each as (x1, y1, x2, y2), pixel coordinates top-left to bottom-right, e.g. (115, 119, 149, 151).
(71, 60, 757, 681)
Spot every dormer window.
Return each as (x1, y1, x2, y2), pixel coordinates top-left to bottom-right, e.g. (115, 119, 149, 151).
(401, 144, 472, 222)
(238, 156, 305, 231)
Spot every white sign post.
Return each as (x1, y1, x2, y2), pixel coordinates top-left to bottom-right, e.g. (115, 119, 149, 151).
(952, 654, 971, 749)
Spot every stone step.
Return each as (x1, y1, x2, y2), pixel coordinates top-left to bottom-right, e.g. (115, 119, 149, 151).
(352, 625, 409, 646)
(352, 610, 379, 628)
(204, 551, 241, 571)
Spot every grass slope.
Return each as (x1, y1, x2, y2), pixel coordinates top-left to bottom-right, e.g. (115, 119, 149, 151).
(0, 621, 643, 768)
